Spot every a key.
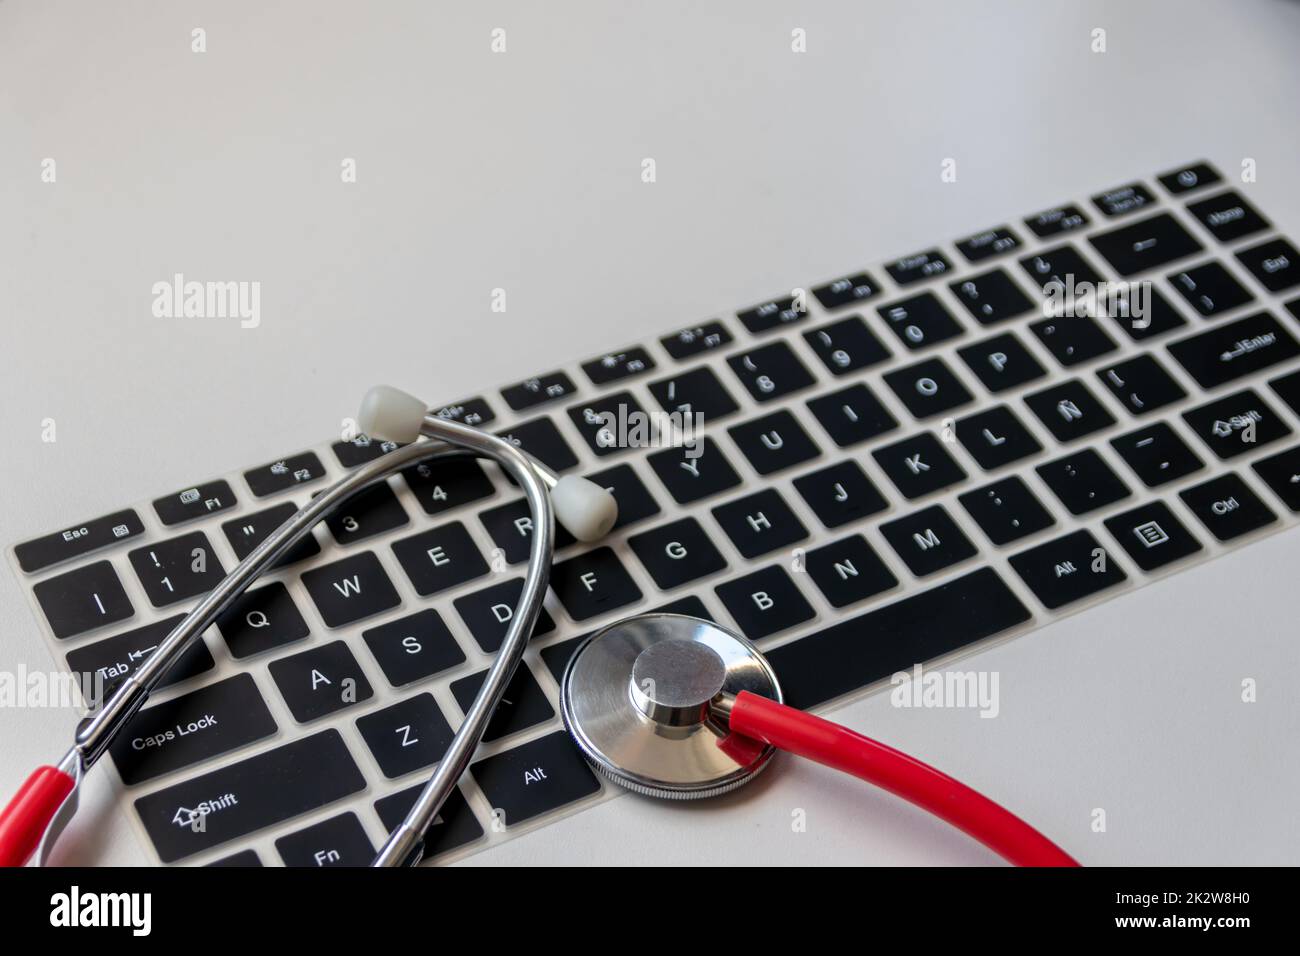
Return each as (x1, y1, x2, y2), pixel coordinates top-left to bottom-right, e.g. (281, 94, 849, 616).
(955, 226, 1022, 262)
(581, 346, 656, 386)
(1009, 530, 1127, 609)
(871, 432, 967, 499)
(948, 268, 1035, 325)
(646, 438, 742, 504)
(362, 609, 466, 686)
(1167, 311, 1300, 389)
(324, 481, 410, 545)
(648, 365, 740, 420)
(879, 504, 978, 576)
(65, 615, 213, 706)
(1236, 236, 1300, 293)
(628, 517, 729, 590)
(1024, 203, 1090, 238)
(726, 340, 817, 402)
(1019, 244, 1104, 294)
(1168, 261, 1254, 317)
(450, 665, 554, 742)
(1036, 448, 1131, 515)
(500, 370, 578, 411)
(1096, 353, 1188, 416)
(1102, 500, 1203, 572)
(1182, 388, 1292, 459)
(550, 547, 642, 621)
(956, 331, 1047, 393)
(737, 293, 809, 333)
(877, 292, 964, 350)
(1102, 286, 1188, 341)
(727, 410, 821, 475)
(1110, 422, 1205, 488)
(1091, 182, 1157, 218)
(805, 383, 898, 447)
(1251, 445, 1300, 511)
(472, 730, 603, 828)
(33, 560, 133, 639)
(792, 460, 889, 529)
(331, 434, 403, 469)
(812, 271, 882, 310)
(1023, 379, 1117, 442)
(453, 576, 556, 653)
(585, 463, 661, 531)
(390, 521, 489, 597)
(884, 357, 974, 419)
(16, 509, 145, 574)
(958, 476, 1055, 546)
(803, 535, 897, 607)
(479, 496, 575, 564)
(1089, 212, 1204, 276)
(567, 390, 654, 456)
(497, 417, 579, 476)
(1186, 190, 1270, 243)
(269, 640, 374, 722)
(660, 321, 733, 360)
(356, 693, 455, 778)
(401, 457, 495, 515)
(802, 315, 891, 375)
(276, 813, 374, 868)
(1029, 315, 1118, 367)
(715, 565, 816, 640)
(1179, 472, 1277, 541)
(215, 581, 310, 659)
(221, 502, 321, 566)
(128, 531, 226, 607)
(711, 488, 809, 559)
(1157, 161, 1222, 195)
(153, 481, 237, 527)
(955, 405, 1043, 470)
(885, 248, 953, 285)
(373, 785, 483, 860)
(301, 551, 400, 627)
(244, 452, 326, 498)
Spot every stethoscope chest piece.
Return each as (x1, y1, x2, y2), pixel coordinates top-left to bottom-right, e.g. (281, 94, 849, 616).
(560, 614, 782, 800)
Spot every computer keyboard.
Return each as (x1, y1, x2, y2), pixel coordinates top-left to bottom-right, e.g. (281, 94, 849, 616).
(11, 159, 1300, 866)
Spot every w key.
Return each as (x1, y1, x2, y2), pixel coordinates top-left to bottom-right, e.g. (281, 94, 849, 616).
(301, 551, 401, 627)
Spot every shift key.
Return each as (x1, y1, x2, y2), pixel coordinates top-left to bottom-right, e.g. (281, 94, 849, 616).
(134, 730, 364, 863)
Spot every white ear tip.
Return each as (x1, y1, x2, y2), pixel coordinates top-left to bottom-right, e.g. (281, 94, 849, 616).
(358, 385, 427, 444)
(551, 476, 618, 542)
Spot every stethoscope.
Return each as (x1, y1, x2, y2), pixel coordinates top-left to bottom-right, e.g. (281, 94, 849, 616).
(0, 385, 1079, 867)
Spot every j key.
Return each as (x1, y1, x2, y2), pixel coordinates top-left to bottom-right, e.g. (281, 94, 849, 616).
(802, 315, 891, 375)
(134, 729, 365, 863)
(649, 365, 740, 420)
(1236, 236, 1300, 293)
(1096, 353, 1187, 416)
(1157, 161, 1222, 195)
(957, 332, 1047, 393)
(1088, 213, 1204, 276)
(877, 292, 964, 350)
(1024, 203, 1089, 238)
(949, 269, 1035, 325)
(646, 437, 742, 504)
(806, 383, 898, 447)
(391, 521, 489, 597)
(108, 673, 277, 786)
(1092, 182, 1157, 218)
(454, 577, 556, 653)
(1167, 311, 1300, 389)
(471, 730, 601, 826)
(550, 547, 643, 621)
(803, 535, 898, 608)
(812, 271, 882, 310)
(715, 565, 815, 640)
(450, 666, 553, 742)
(955, 226, 1022, 263)
(65, 615, 212, 706)
(432, 396, 495, 427)
(401, 457, 495, 515)
(1182, 388, 1292, 460)
(792, 460, 889, 529)
(356, 693, 455, 778)
(1186, 190, 1270, 243)
(1179, 472, 1277, 541)
(244, 451, 325, 498)
(581, 346, 656, 386)
(222, 502, 321, 567)
(500, 370, 578, 411)
(1110, 422, 1205, 488)
(1029, 315, 1118, 367)
(324, 480, 409, 545)
(301, 551, 401, 626)
(727, 410, 820, 475)
(586, 462, 661, 530)
(16, 509, 144, 574)
(766, 567, 1030, 708)
(215, 581, 310, 659)
(712, 488, 809, 559)
(958, 476, 1055, 546)
(332, 435, 402, 469)
(885, 248, 952, 285)
(497, 417, 579, 476)
(480, 496, 575, 564)
(373, 785, 483, 860)
(129, 532, 226, 607)
(1023, 379, 1117, 442)
(276, 813, 374, 868)
(1103, 500, 1203, 572)
(1036, 448, 1131, 515)
(1103, 286, 1188, 342)
(269, 640, 374, 723)
(871, 432, 967, 500)
(738, 293, 808, 333)
(880, 505, 978, 577)
(884, 357, 974, 419)
(1251, 445, 1300, 511)
(362, 609, 466, 686)
(726, 340, 817, 402)
(567, 391, 653, 456)
(955, 405, 1042, 470)
(628, 517, 728, 590)
(153, 481, 236, 527)
(1009, 530, 1127, 610)
(1019, 245, 1104, 294)
(660, 321, 733, 360)
(1169, 261, 1254, 317)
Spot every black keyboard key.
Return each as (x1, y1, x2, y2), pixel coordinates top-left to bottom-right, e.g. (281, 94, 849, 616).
(586, 462, 660, 530)
(1187, 190, 1270, 243)
(1167, 311, 1300, 388)
(301, 551, 401, 627)
(1025, 203, 1089, 238)
(949, 269, 1035, 325)
(500, 371, 578, 411)
(884, 357, 974, 419)
(1096, 353, 1188, 416)
(1169, 261, 1254, 317)
(1157, 161, 1221, 195)
(793, 461, 887, 531)
(432, 396, 495, 427)
(479, 496, 575, 564)
(738, 293, 808, 333)
(33, 560, 133, 639)
(727, 410, 820, 475)
(806, 383, 898, 447)
(581, 346, 656, 385)
(65, 615, 212, 706)
(221, 502, 321, 566)
(877, 292, 964, 349)
(276, 813, 374, 868)
(1029, 314, 1118, 367)
(1036, 448, 1131, 515)
(1104, 286, 1188, 341)
(1103, 500, 1203, 572)
(885, 248, 952, 285)
(955, 226, 1022, 263)
(215, 581, 310, 659)
(208, 850, 262, 867)
(958, 476, 1055, 546)
(450, 666, 553, 743)
(567, 390, 653, 456)
(472, 730, 600, 826)
(955, 405, 1042, 470)
(391, 521, 489, 597)
(812, 271, 882, 310)
(1110, 423, 1205, 488)
(108, 673, 277, 786)
(1272, 369, 1300, 415)
(269, 640, 374, 722)
(17, 510, 145, 575)
(453, 576, 556, 653)
(362, 609, 465, 686)
(1089, 212, 1204, 276)
(660, 321, 733, 360)
(1019, 245, 1104, 294)
(374, 785, 483, 860)
(324, 481, 409, 545)
(1179, 472, 1277, 541)
(727, 340, 817, 402)
(1252, 445, 1300, 511)
(244, 452, 326, 498)
(766, 567, 1030, 708)
(957, 332, 1047, 393)
(1009, 530, 1126, 610)
(128, 531, 226, 607)
(803, 535, 897, 608)
(541, 633, 593, 685)
(628, 517, 728, 590)
(871, 432, 967, 499)
(802, 315, 891, 375)
(134, 730, 365, 863)
(497, 417, 579, 476)
(712, 489, 809, 559)
(1092, 182, 1157, 218)
(649, 365, 740, 420)
(880, 505, 978, 577)
(551, 546, 642, 621)
(401, 457, 495, 515)
(332, 435, 402, 469)
(1024, 379, 1117, 442)
(715, 565, 815, 640)
(1236, 236, 1300, 293)
(153, 481, 237, 527)
(646, 438, 742, 504)
(356, 693, 455, 778)
(1182, 388, 1291, 460)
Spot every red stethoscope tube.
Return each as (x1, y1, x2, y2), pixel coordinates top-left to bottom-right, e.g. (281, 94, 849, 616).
(728, 691, 1079, 867)
(0, 765, 76, 867)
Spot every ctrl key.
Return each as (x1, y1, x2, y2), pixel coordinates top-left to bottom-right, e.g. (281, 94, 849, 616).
(471, 730, 601, 827)
(134, 730, 365, 863)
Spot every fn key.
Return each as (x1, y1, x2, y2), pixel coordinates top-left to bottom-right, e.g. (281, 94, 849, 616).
(471, 730, 600, 826)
